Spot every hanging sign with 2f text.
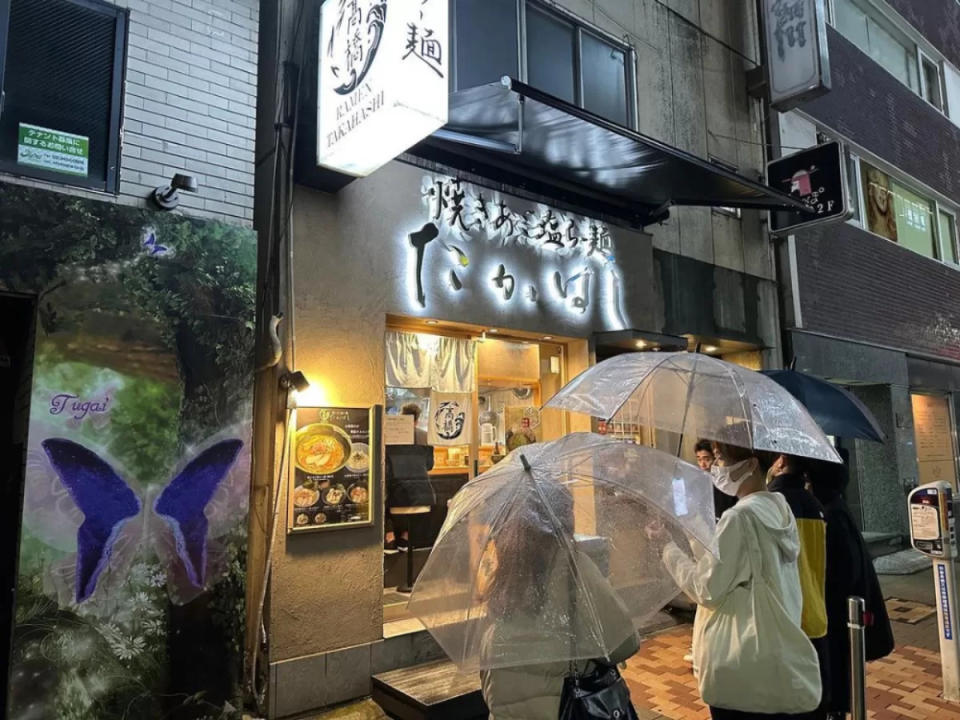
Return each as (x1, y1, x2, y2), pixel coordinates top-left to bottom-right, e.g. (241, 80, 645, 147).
(767, 141, 850, 234)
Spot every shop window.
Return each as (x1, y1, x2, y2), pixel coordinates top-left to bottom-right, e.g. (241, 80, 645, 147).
(452, 0, 635, 128)
(890, 179, 936, 258)
(859, 160, 950, 260)
(453, 0, 519, 91)
(832, 0, 918, 92)
(939, 208, 959, 264)
(0, 0, 126, 192)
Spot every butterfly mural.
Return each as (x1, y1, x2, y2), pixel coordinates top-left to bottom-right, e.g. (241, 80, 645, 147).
(141, 230, 169, 256)
(28, 435, 245, 607)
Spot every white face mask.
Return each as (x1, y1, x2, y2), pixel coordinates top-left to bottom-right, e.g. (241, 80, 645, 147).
(710, 457, 759, 497)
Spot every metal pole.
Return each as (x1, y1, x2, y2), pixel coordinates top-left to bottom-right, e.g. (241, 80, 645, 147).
(848, 596, 867, 720)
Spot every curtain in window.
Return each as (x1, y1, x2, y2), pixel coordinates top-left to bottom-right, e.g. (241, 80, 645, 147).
(385, 331, 476, 392)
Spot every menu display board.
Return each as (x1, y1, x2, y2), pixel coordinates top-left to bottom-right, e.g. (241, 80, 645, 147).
(289, 406, 380, 533)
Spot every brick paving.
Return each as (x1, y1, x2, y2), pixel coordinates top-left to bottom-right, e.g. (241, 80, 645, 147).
(623, 624, 960, 720)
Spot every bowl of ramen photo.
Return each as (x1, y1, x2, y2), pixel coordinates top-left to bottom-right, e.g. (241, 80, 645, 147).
(295, 513, 310, 527)
(345, 443, 369, 473)
(292, 485, 321, 508)
(313, 512, 327, 526)
(347, 482, 369, 504)
(295, 423, 352, 475)
(322, 484, 347, 506)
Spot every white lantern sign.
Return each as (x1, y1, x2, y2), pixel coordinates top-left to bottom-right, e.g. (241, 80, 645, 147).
(318, 0, 449, 177)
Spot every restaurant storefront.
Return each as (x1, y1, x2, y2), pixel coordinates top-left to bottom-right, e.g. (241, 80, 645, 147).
(254, 1, 807, 714)
(262, 153, 798, 716)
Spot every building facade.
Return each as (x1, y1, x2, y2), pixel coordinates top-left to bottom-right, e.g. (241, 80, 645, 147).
(254, 1, 790, 717)
(0, 0, 260, 717)
(771, 0, 960, 542)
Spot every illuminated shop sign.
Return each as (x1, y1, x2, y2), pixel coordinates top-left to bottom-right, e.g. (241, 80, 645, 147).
(406, 174, 629, 328)
(318, 0, 449, 176)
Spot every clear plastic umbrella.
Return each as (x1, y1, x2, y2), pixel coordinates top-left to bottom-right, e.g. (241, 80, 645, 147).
(407, 432, 716, 672)
(545, 352, 841, 463)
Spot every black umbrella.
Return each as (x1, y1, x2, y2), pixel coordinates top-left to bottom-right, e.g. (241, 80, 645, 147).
(761, 369, 886, 442)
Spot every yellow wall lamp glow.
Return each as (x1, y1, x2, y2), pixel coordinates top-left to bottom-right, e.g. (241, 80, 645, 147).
(280, 371, 331, 408)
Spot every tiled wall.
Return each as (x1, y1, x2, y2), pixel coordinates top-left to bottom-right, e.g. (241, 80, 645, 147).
(802, 28, 960, 205)
(1, 0, 258, 226)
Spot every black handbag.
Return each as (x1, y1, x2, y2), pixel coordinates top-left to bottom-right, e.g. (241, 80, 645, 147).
(558, 661, 639, 720)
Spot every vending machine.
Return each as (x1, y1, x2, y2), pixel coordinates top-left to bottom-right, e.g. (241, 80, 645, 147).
(908, 481, 960, 702)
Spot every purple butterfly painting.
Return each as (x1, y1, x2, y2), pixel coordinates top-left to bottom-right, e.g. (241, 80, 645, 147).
(38, 437, 244, 605)
(142, 230, 169, 256)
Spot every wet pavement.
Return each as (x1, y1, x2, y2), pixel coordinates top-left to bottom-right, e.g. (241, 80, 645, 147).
(298, 569, 958, 720)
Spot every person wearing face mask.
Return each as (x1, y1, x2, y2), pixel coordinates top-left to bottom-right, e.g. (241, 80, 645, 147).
(647, 432, 821, 720)
(695, 439, 736, 521)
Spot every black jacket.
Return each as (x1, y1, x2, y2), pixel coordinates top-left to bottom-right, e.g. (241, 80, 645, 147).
(385, 444, 435, 508)
(809, 458, 895, 714)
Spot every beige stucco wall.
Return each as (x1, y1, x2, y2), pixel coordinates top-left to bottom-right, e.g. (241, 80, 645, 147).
(268, 161, 656, 663)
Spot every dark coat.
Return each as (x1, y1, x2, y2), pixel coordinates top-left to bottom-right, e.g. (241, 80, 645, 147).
(385, 443, 435, 508)
(808, 458, 895, 714)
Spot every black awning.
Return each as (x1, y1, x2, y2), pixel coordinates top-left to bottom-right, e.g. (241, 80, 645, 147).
(415, 78, 808, 227)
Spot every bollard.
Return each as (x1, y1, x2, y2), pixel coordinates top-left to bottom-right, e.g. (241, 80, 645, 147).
(848, 596, 867, 720)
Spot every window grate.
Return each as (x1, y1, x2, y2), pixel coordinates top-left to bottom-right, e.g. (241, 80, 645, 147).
(0, 0, 126, 191)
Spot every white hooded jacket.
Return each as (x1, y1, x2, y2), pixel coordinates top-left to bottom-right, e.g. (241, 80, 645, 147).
(662, 491, 822, 714)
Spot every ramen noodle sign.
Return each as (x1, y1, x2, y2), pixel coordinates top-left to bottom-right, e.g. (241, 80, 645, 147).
(289, 406, 380, 533)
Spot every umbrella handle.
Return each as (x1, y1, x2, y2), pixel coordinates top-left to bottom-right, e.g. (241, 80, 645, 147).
(520, 454, 532, 472)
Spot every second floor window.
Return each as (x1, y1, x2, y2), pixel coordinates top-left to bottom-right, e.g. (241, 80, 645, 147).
(452, 0, 635, 128)
(833, 0, 918, 91)
(830, 0, 953, 117)
(853, 157, 959, 264)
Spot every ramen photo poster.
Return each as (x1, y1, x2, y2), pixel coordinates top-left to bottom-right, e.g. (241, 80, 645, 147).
(289, 406, 379, 532)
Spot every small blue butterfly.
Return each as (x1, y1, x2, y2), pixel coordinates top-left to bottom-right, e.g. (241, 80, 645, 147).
(142, 232, 169, 256)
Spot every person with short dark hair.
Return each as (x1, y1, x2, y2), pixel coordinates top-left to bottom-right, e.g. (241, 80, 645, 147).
(806, 452, 894, 720)
(401, 402, 428, 446)
(649, 434, 822, 719)
(694, 439, 736, 521)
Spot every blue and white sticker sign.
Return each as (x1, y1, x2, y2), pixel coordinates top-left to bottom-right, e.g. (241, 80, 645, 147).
(940, 563, 954, 640)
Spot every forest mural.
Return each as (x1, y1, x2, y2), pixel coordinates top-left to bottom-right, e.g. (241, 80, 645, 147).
(0, 182, 256, 720)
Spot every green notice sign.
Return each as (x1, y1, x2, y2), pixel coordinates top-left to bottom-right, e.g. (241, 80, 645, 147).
(17, 123, 89, 177)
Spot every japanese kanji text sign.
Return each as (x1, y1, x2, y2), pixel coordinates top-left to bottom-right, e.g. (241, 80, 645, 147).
(17, 124, 89, 177)
(318, 0, 449, 176)
(762, 0, 831, 111)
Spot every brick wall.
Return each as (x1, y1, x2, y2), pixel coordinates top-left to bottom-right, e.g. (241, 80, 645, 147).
(794, 221, 960, 363)
(885, 0, 960, 72)
(801, 27, 960, 204)
(1, 0, 258, 226)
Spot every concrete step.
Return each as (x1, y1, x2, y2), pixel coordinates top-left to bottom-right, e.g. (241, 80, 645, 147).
(863, 531, 905, 559)
(372, 660, 486, 720)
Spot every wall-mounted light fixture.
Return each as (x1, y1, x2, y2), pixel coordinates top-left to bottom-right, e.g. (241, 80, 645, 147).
(150, 173, 199, 211)
(279, 371, 310, 394)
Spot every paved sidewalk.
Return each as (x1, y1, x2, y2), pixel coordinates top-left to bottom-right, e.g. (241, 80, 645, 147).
(624, 623, 960, 720)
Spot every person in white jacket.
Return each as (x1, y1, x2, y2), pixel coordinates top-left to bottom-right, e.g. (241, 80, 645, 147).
(647, 439, 822, 720)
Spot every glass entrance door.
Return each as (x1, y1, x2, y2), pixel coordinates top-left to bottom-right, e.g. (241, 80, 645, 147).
(911, 392, 960, 489)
